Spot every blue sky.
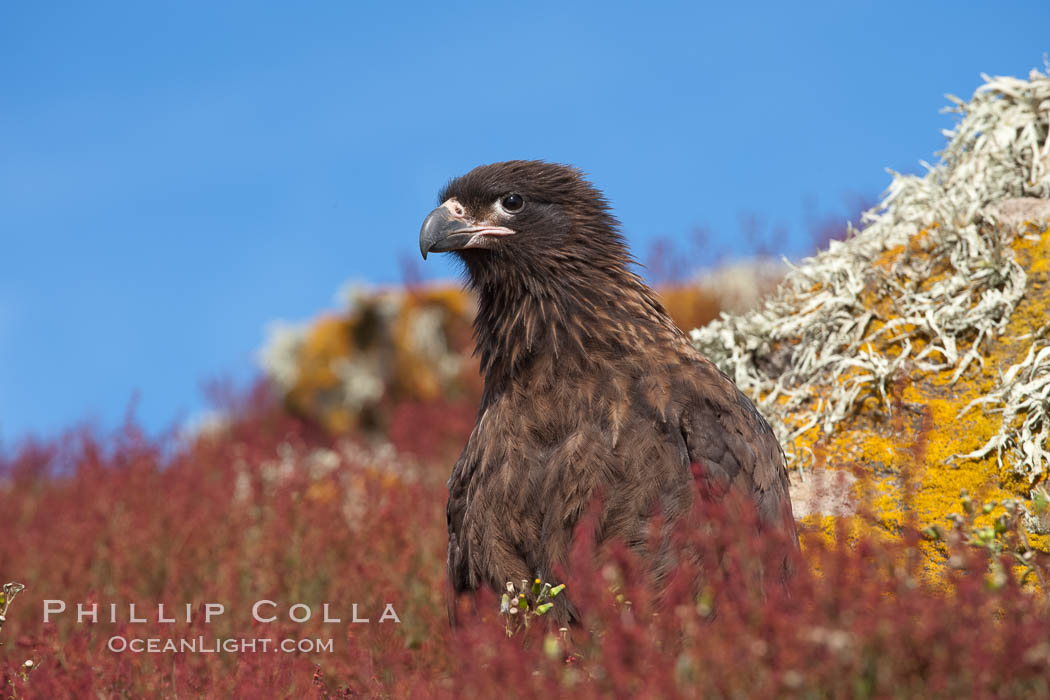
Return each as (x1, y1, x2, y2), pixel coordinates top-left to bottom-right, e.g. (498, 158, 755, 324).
(1, 1, 1047, 445)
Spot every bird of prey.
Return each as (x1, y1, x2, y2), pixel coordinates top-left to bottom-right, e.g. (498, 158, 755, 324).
(418, 160, 798, 624)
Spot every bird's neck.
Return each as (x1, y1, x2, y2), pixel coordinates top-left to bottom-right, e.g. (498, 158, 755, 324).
(468, 260, 682, 393)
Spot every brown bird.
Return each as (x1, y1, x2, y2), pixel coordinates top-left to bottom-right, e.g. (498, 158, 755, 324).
(419, 161, 798, 623)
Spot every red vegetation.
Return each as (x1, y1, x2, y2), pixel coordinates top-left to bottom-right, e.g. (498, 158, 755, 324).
(2, 382, 1049, 698)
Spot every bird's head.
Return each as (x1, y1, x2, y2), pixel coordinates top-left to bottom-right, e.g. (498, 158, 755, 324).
(419, 161, 674, 377)
(419, 161, 626, 279)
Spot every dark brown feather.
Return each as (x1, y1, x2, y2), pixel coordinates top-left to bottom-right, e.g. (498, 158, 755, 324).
(434, 161, 798, 625)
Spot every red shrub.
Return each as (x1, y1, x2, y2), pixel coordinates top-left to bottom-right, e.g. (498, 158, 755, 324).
(1, 386, 1048, 698)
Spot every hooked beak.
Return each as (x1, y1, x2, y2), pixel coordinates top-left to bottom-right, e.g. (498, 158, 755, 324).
(419, 199, 515, 259)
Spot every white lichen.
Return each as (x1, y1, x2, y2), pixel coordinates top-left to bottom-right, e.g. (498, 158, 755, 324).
(258, 320, 308, 391)
(691, 67, 1050, 487)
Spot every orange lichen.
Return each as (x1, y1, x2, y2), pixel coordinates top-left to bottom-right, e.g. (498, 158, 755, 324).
(657, 285, 724, 333)
(784, 221, 1050, 560)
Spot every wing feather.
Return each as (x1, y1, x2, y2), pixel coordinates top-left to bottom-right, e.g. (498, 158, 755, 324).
(677, 358, 795, 532)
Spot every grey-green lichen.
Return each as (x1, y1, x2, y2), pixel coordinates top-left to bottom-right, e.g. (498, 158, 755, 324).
(691, 66, 1050, 493)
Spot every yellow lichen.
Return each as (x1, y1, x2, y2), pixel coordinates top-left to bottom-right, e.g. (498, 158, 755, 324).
(784, 223, 1050, 559)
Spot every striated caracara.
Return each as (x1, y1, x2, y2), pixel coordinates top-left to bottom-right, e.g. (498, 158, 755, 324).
(418, 160, 798, 624)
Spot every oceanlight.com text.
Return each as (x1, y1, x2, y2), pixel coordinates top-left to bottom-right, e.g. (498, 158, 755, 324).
(107, 636, 335, 654)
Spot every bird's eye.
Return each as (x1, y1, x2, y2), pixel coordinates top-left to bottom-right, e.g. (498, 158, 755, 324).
(501, 193, 524, 213)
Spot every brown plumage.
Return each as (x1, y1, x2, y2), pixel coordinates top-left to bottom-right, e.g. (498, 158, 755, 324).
(418, 160, 798, 624)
